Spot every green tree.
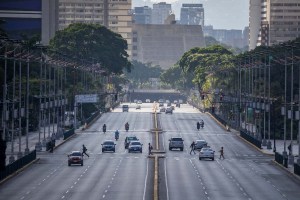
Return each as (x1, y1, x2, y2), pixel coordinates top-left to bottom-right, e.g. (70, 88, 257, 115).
(124, 60, 162, 89)
(49, 23, 131, 74)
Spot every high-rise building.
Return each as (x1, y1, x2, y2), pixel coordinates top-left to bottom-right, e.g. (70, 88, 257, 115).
(250, 0, 300, 49)
(133, 6, 152, 24)
(249, 0, 261, 50)
(152, 2, 172, 24)
(0, 0, 58, 45)
(58, 0, 132, 56)
(203, 25, 245, 49)
(180, 4, 204, 27)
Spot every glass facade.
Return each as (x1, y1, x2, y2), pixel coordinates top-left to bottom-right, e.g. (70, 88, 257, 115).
(0, 0, 41, 11)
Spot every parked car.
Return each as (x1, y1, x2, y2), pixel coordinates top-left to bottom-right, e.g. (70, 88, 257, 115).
(165, 107, 173, 114)
(128, 140, 143, 153)
(124, 136, 138, 149)
(169, 137, 184, 151)
(146, 99, 151, 103)
(194, 140, 207, 150)
(137, 100, 142, 104)
(68, 151, 83, 166)
(101, 140, 116, 152)
(199, 147, 215, 161)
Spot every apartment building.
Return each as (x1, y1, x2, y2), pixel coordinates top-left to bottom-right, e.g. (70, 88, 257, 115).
(152, 2, 172, 24)
(250, 0, 300, 49)
(133, 6, 152, 24)
(180, 4, 204, 27)
(58, 0, 132, 56)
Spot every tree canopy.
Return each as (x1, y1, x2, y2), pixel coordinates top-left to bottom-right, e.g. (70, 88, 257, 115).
(49, 23, 131, 74)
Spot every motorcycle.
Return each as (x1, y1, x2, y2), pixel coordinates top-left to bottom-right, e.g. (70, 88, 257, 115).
(115, 131, 119, 141)
(197, 122, 200, 131)
(125, 123, 129, 132)
(103, 124, 106, 134)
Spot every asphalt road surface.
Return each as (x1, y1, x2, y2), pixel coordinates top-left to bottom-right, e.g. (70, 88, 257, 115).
(0, 103, 299, 200)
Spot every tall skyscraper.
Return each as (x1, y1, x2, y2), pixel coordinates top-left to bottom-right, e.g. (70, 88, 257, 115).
(58, 0, 132, 56)
(180, 4, 204, 27)
(133, 6, 152, 24)
(152, 2, 172, 24)
(0, 0, 58, 45)
(249, 0, 300, 49)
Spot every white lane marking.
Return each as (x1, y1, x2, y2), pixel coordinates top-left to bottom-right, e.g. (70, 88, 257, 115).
(164, 159, 170, 200)
(142, 158, 149, 200)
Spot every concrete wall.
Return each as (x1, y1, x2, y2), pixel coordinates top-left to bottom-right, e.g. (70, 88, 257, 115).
(132, 24, 205, 69)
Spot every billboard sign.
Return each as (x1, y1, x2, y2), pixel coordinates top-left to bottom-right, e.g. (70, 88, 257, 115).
(75, 94, 99, 103)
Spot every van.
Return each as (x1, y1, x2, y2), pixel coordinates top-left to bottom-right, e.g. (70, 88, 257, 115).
(122, 105, 129, 112)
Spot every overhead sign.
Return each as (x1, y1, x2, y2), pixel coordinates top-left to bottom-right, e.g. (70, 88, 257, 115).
(75, 94, 99, 103)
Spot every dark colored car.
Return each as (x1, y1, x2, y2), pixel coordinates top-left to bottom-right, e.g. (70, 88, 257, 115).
(68, 151, 83, 166)
(101, 140, 116, 152)
(124, 136, 138, 149)
(122, 105, 129, 112)
(165, 107, 173, 114)
(194, 140, 207, 150)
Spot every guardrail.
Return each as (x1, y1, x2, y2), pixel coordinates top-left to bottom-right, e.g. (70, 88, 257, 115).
(294, 163, 300, 175)
(0, 150, 36, 182)
(63, 128, 75, 140)
(240, 129, 262, 149)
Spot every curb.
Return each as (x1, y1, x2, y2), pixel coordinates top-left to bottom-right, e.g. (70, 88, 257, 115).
(237, 134, 274, 156)
(271, 160, 300, 181)
(0, 158, 40, 185)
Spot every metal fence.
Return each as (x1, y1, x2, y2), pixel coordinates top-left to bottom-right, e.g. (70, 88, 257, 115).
(0, 150, 36, 182)
(240, 129, 262, 149)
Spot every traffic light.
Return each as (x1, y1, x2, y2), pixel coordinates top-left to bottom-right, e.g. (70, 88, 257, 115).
(0, 139, 7, 171)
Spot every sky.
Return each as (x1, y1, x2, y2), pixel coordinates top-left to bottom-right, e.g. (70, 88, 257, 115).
(132, 0, 249, 30)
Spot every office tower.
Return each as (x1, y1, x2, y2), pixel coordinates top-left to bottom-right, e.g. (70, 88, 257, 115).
(0, 0, 58, 45)
(133, 6, 152, 24)
(249, 0, 300, 49)
(180, 3, 204, 27)
(152, 2, 172, 24)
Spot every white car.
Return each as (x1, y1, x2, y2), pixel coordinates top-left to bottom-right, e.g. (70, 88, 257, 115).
(146, 99, 151, 103)
(199, 147, 215, 161)
(137, 100, 142, 104)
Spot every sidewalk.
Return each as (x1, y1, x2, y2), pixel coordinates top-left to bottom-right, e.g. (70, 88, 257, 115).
(4, 123, 66, 164)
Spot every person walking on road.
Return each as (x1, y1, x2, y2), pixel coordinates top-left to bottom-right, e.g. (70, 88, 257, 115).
(82, 144, 89, 157)
(190, 141, 196, 154)
(219, 146, 225, 159)
(148, 143, 153, 155)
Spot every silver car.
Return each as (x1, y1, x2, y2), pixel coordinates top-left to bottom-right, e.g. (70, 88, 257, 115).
(199, 147, 215, 161)
(169, 137, 184, 151)
(128, 141, 143, 153)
